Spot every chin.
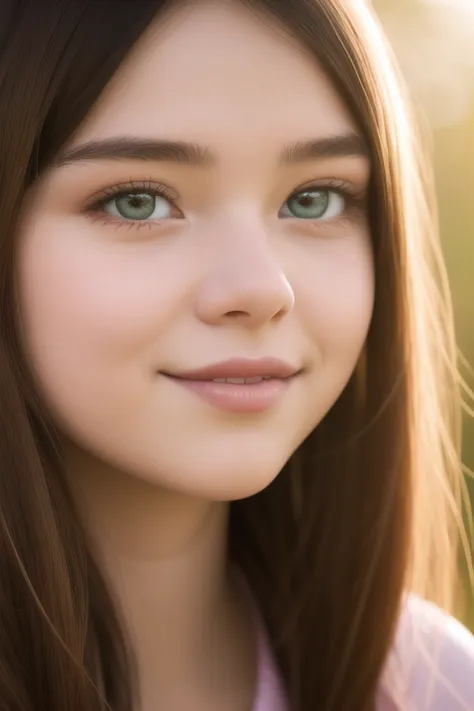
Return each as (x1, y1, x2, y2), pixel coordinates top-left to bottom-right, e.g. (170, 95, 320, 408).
(66, 427, 301, 503)
(137, 447, 292, 502)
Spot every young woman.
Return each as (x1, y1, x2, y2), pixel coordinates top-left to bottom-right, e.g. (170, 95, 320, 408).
(0, 1, 473, 710)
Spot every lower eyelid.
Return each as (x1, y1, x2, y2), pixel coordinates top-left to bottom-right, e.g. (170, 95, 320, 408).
(86, 193, 184, 221)
(83, 186, 366, 228)
(279, 189, 362, 218)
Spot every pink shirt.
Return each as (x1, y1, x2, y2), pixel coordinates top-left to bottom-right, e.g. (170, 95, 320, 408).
(252, 598, 288, 711)
(252, 594, 474, 711)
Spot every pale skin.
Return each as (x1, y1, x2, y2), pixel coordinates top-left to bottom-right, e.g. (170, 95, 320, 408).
(16, 2, 374, 710)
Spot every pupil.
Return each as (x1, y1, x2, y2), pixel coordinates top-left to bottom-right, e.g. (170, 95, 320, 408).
(129, 195, 150, 209)
(117, 192, 155, 219)
(286, 190, 330, 220)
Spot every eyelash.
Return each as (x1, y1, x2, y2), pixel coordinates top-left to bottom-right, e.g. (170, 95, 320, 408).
(84, 177, 366, 230)
(85, 179, 178, 229)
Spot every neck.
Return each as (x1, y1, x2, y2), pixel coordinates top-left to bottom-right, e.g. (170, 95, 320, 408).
(64, 442, 256, 711)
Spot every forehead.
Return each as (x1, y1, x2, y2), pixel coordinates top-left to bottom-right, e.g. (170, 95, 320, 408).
(70, 1, 358, 152)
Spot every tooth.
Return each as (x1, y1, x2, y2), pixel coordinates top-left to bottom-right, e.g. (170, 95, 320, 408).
(211, 377, 267, 384)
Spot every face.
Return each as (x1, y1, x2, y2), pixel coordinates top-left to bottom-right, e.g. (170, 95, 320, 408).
(17, 1, 374, 501)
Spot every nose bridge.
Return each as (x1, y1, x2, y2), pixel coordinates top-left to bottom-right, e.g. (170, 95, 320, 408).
(195, 215, 295, 328)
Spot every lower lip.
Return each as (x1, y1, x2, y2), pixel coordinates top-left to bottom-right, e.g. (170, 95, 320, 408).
(163, 375, 292, 413)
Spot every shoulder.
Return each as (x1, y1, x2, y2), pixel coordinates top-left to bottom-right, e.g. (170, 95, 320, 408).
(379, 594, 474, 711)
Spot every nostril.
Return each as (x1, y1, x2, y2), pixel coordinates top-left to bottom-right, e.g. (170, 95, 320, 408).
(225, 310, 250, 318)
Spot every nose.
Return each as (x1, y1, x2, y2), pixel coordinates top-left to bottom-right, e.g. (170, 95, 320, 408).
(195, 226, 295, 331)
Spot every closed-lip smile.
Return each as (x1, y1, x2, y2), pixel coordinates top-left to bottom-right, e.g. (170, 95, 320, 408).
(161, 357, 300, 381)
(160, 358, 301, 413)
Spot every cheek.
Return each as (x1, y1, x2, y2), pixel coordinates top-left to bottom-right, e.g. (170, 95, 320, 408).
(19, 218, 177, 352)
(15, 218, 190, 411)
(294, 235, 374, 361)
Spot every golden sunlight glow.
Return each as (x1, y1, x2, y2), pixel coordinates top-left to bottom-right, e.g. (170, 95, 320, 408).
(375, 0, 474, 126)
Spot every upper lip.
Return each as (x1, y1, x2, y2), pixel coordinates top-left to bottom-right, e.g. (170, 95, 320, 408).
(162, 357, 300, 381)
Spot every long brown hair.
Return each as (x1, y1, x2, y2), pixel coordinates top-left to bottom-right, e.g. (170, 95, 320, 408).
(0, 1, 467, 710)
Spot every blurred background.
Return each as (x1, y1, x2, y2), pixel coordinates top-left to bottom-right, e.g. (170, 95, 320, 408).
(373, 0, 474, 629)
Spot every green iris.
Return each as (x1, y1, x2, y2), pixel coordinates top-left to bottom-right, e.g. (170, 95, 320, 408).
(115, 193, 157, 220)
(287, 190, 329, 219)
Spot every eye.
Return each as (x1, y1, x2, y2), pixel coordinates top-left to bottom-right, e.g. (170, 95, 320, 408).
(279, 188, 345, 220)
(85, 181, 184, 226)
(103, 191, 179, 221)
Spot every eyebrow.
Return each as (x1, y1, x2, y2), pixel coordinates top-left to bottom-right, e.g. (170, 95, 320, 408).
(54, 132, 369, 168)
(281, 133, 369, 163)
